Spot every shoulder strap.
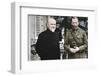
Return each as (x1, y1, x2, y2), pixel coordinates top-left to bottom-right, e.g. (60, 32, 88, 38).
(71, 31, 79, 46)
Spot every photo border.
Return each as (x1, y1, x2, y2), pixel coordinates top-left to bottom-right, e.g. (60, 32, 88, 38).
(11, 2, 97, 74)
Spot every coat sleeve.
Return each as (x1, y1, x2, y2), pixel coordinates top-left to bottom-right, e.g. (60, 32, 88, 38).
(35, 34, 43, 57)
(64, 30, 70, 53)
(79, 31, 88, 51)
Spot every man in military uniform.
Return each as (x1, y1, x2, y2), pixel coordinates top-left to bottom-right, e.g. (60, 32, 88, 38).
(64, 17, 88, 59)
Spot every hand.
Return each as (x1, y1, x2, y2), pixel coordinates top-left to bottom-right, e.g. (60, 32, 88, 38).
(69, 47, 80, 53)
(69, 48, 76, 53)
(74, 47, 79, 52)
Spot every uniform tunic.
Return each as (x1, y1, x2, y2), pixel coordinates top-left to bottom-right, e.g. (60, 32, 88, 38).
(64, 27, 88, 59)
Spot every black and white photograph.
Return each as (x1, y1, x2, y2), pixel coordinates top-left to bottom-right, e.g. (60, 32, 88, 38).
(11, 2, 97, 73)
(0, 0, 100, 75)
(28, 15, 88, 60)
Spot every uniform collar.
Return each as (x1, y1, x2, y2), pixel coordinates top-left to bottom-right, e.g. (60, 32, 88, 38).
(72, 27, 79, 31)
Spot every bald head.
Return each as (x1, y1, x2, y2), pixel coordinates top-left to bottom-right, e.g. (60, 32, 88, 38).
(47, 18, 56, 32)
